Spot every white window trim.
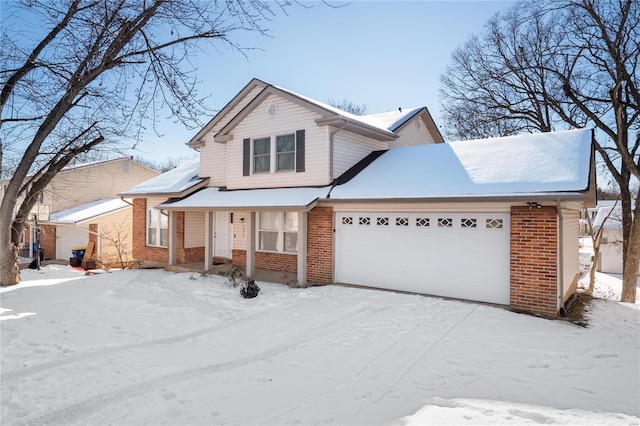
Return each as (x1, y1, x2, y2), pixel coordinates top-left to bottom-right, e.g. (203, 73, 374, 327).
(146, 208, 168, 248)
(256, 211, 298, 253)
(251, 133, 296, 175)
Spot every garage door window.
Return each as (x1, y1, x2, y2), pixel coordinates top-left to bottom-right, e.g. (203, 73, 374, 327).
(486, 218, 504, 229)
(258, 212, 298, 253)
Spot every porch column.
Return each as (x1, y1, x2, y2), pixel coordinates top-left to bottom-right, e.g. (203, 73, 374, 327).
(204, 211, 214, 271)
(297, 211, 308, 285)
(168, 211, 177, 265)
(246, 211, 255, 277)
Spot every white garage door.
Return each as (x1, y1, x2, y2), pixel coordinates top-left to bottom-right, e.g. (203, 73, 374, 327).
(56, 226, 90, 260)
(335, 212, 510, 305)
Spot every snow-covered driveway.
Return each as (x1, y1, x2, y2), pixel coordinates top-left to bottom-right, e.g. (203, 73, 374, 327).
(1, 267, 638, 425)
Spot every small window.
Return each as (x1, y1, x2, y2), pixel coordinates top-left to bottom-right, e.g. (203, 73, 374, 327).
(359, 217, 370, 225)
(121, 160, 131, 173)
(342, 217, 353, 225)
(276, 134, 295, 171)
(253, 137, 271, 173)
(377, 217, 389, 226)
(396, 217, 409, 227)
(461, 218, 477, 228)
(438, 218, 452, 228)
(486, 218, 504, 229)
(416, 218, 429, 227)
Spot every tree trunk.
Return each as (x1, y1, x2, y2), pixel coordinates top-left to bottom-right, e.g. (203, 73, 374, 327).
(621, 206, 640, 303)
(588, 245, 600, 295)
(0, 230, 21, 286)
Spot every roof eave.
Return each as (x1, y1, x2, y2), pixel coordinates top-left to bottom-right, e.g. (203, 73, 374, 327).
(118, 177, 210, 199)
(315, 116, 397, 141)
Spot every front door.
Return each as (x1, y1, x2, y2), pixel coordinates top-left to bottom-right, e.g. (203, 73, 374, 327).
(214, 211, 231, 259)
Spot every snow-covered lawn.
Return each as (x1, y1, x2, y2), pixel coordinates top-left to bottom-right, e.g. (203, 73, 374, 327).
(1, 266, 638, 425)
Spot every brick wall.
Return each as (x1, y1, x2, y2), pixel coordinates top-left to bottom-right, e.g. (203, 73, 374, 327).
(510, 206, 558, 317)
(307, 206, 333, 284)
(232, 249, 246, 267)
(231, 249, 297, 273)
(132, 198, 167, 264)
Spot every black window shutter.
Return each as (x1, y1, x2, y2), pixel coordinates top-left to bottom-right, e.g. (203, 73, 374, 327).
(243, 138, 250, 176)
(296, 129, 305, 172)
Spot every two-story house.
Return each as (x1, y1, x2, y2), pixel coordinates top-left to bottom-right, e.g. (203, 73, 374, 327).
(1, 157, 159, 264)
(122, 78, 595, 318)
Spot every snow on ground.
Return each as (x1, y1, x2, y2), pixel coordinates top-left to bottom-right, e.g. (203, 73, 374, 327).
(1, 265, 639, 425)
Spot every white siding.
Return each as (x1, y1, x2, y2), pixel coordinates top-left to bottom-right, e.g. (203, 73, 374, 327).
(200, 142, 227, 187)
(390, 117, 436, 148)
(562, 209, 580, 302)
(233, 211, 247, 251)
(184, 211, 205, 248)
(199, 86, 263, 187)
(227, 94, 329, 189)
(332, 131, 387, 179)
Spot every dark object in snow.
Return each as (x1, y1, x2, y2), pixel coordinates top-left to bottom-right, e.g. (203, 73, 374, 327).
(240, 279, 260, 299)
(27, 249, 44, 269)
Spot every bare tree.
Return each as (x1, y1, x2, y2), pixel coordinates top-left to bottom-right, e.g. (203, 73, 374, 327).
(0, 0, 323, 285)
(440, 0, 639, 302)
(328, 98, 368, 115)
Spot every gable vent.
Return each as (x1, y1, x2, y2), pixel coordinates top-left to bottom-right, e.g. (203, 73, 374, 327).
(266, 102, 279, 118)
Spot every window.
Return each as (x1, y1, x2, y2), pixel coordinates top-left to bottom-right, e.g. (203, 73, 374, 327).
(147, 208, 168, 247)
(276, 134, 295, 171)
(121, 160, 130, 173)
(253, 137, 271, 173)
(258, 212, 298, 253)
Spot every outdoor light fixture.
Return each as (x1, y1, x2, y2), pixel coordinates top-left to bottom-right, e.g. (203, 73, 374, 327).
(527, 201, 542, 209)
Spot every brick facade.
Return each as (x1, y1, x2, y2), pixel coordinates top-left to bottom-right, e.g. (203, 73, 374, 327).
(231, 250, 297, 273)
(132, 198, 168, 264)
(307, 206, 333, 284)
(510, 206, 558, 318)
(232, 249, 246, 268)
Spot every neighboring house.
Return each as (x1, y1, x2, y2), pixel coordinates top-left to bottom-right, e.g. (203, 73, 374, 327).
(1, 157, 159, 262)
(121, 78, 595, 318)
(592, 203, 639, 275)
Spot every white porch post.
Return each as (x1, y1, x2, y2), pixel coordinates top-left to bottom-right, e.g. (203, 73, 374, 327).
(297, 211, 307, 285)
(246, 211, 255, 277)
(168, 211, 177, 265)
(204, 211, 214, 271)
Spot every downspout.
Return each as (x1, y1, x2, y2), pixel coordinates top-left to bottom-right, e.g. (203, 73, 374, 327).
(557, 199, 565, 316)
(120, 196, 133, 206)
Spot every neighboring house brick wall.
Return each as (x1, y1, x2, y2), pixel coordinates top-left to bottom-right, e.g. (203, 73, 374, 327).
(307, 206, 333, 284)
(510, 206, 558, 318)
(132, 198, 168, 263)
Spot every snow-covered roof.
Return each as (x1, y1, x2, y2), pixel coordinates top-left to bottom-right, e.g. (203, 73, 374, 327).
(274, 83, 423, 134)
(48, 198, 130, 224)
(592, 202, 635, 231)
(119, 161, 204, 196)
(158, 186, 329, 210)
(330, 129, 593, 200)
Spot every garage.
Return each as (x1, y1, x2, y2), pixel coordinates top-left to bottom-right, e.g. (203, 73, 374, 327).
(335, 212, 510, 304)
(55, 225, 89, 261)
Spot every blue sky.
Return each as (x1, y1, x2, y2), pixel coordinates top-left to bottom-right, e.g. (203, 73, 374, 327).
(135, 1, 516, 161)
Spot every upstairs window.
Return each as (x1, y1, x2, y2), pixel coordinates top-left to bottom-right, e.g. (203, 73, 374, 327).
(243, 130, 305, 176)
(276, 134, 295, 171)
(253, 137, 271, 173)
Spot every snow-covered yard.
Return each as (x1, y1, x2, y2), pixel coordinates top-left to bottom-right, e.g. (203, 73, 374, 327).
(1, 266, 638, 425)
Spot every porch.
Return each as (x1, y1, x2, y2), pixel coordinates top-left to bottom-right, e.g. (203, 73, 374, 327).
(164, 261, 299, 286)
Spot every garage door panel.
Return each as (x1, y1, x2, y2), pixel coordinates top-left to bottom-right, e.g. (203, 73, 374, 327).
(335, 212, 510, 305)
